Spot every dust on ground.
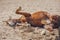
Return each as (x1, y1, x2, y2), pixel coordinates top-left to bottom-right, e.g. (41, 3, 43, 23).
(0, 0, 60, 40)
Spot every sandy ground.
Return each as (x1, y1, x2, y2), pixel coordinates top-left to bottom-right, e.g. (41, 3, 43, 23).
(0, 0, 60, 40)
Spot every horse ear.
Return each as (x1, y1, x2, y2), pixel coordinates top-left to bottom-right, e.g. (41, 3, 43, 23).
(16, 7, 31, 17)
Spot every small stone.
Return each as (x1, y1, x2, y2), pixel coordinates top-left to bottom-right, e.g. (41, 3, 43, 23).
(2, 37, 6, 39)
(40, 29, 46, 35)
(50, 31, 55, 35)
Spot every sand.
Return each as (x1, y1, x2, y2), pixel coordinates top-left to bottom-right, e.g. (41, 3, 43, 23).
(0, 0, 60, 40)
